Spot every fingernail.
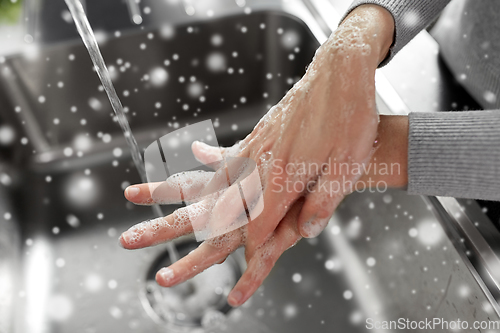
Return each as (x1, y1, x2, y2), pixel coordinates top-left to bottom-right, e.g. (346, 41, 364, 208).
(193, 140, 208, 151)
(216, 258, 227, 265)
(301, 221, 313, 238)
(301, 216, 327, 239)
(300, 215, 316, 238)
(126, 186, 140, 199)
(120, 230, 137, 245)
(158, 267, 175, 285)
(228, 290, 243, 307)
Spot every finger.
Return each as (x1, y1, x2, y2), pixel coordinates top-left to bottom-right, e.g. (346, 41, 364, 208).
(154, 170, 217, 204)
(198, 161, 234, 197)
(157, 159, 244, 206)
(299, 214, 333, 239)
(192, 141, 226, 170)
(192, 141, 245, 170)
(124, 171, 214, 205)
(228, 199, 304, 307)
(204, 158, 263, 234)
(246, 158, 301, 251)
(238, 162, 264, 220)
(120, 204, 202, 249)
(124, 182, 162, 205)
(171, 156, 260, 240)
(296, 173, 346, 238)
(296, 152, 371, 238)
(200, 154, 256, 192)
(156, 230, 243, 287)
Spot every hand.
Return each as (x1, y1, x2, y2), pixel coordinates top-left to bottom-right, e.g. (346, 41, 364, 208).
(121, 142, 304, 307)
(120, 4, 395, 307)
(215, 4, 394, 245)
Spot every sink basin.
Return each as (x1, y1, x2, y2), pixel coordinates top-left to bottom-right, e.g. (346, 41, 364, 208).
(1, 2, 500, 332)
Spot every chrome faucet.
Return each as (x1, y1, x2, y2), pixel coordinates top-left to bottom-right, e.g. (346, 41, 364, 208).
(22, 0, 42, 43)
(125, 0, 143, 25)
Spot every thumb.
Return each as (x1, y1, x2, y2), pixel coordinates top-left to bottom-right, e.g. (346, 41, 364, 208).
(191, 141, 225, 170)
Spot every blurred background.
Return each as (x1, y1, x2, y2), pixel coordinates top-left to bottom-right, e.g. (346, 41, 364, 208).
(1, 1, 500, 333)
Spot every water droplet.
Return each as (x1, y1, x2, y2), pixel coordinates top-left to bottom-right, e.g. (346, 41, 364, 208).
(102, 134, 112, 143)
(88, 97, 102, 111)
(211, 34, 223, 46)
(484, 91, 497, 104)
(63, 147, 74, 157)
(149, 67, 169, 87)
(0, 173, 12, 186)
(283, 304, 298, 319)
(292, 273, 302, 283)
(47, 294, 73, 321)
(187, 82, 204, 98)
(108, 280, 118, 289)
(66, 214, 80, 228)
(85, 274, 103, 292)
(113, 147, 123, 157)
(56, 258, 66, 267)
(109, 306, 123, 319)
(343, 290, 353, 300)
(383, 194, 393, 204)
(417, 220, 443, 245)
(0, 125, 16, 146)
(281, 30, 300, 49)
(206, 52, 227, 73)
(366, 257, 376, 267)
(159, 25, 175, 39)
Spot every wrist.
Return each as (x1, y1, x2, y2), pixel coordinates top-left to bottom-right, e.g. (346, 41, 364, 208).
(340, 4, 395, 66)
(357, 115, 408, 188)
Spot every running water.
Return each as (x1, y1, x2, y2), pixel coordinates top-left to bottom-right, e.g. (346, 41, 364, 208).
(65, 0, 179, 262)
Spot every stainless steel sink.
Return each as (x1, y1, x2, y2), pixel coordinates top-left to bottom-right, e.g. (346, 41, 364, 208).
(1, 0, 500, 332)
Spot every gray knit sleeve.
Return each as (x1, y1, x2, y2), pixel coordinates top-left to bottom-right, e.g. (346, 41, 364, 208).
(408, 111, 500, 201)
(340, 0, 451, 66)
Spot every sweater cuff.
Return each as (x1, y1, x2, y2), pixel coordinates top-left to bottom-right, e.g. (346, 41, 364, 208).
(408, 111, 500, 201)
(340, 0, 451, 67)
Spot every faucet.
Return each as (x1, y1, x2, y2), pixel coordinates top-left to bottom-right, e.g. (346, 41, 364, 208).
(22, 0, 42, 43)
(125, 0, 143, 25)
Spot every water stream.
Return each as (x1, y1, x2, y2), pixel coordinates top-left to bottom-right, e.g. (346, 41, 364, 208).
(64, 0, 179, 262)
